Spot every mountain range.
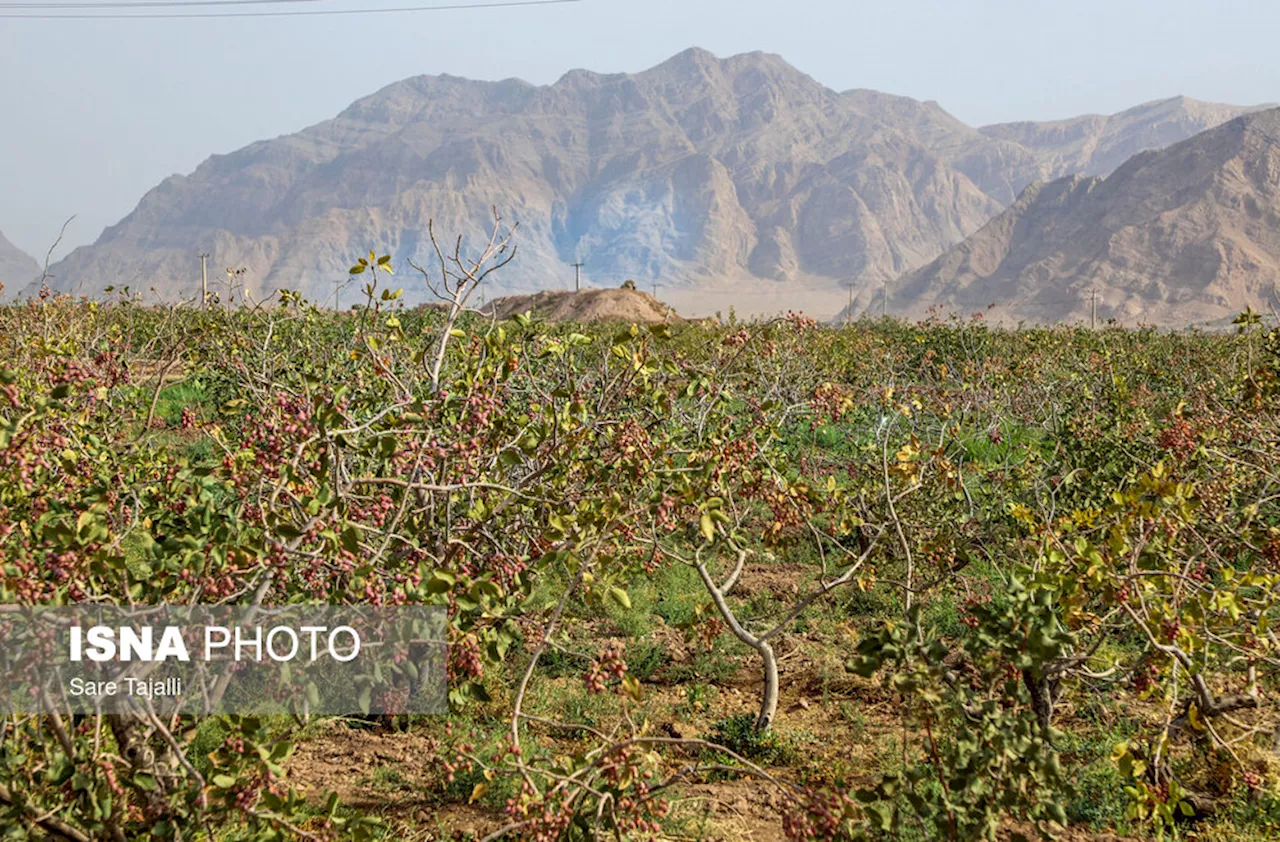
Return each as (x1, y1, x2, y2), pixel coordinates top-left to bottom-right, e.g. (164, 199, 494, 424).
(19, 48, 1276, 322)
(886, 107, 1280, 326)
(0, 230, 38, 295)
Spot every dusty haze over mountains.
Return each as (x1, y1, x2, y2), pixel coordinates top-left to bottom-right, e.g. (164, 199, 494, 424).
(24, 48, 1275, 323)
(0, 230, 37, 295)
(886, 108, 1280, 326)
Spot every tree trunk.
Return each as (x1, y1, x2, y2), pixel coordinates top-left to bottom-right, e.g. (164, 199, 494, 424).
(1022, 668, 1053, 732)
(695, 560, 778, 733)
(756, 639, 778, 731)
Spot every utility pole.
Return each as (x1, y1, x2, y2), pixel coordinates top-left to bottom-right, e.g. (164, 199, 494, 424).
(571, 262, 584, 293)
(881, 279, 888, 319)
(1089, 288, 1098, 330)
(844, 281, 855, 326)
(199, 253, 209, 309)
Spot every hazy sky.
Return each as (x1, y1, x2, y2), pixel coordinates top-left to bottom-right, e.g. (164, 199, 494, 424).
(1, 0, 1277, 257)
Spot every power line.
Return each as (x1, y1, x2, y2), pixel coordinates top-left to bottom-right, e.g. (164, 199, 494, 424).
(0, 1, 316, 8)
(0, 0, 578, 18)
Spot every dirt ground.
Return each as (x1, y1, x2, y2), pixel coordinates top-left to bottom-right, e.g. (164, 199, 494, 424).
(485, 288, 683, 324)
(283, 557, 1150, 841)
(285, 623, 886, 839)
(286, 663, 1140, 841)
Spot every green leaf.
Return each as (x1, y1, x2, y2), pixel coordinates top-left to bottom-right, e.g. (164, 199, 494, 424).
(699, 512, 715, 542)
(273, 522, 303, 541)
(464, 680, 491, 702)
(426, 569, 457, 595)
(864, 802, 893, 831)
(608, 586, 631, 610)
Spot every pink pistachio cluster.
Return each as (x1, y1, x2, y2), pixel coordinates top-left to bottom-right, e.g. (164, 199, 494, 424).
(781, 787, 857, 841)
(584, 643, 628, 694)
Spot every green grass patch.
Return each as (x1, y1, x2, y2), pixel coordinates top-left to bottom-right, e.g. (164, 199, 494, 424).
(707, 713, 788, 765)
(154, 380, 207, 425)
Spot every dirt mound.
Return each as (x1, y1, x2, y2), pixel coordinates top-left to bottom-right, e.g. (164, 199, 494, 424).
(486, 287, 683, 324)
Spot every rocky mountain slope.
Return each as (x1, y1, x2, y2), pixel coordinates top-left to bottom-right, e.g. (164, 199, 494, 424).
(979, 96, 1273, 186)
(28, 48, 1265, 312)
(884, 108, 1280, 326)
(0, 231, 38, 297)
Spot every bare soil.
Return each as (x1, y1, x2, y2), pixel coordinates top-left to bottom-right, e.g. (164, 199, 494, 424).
(284, 561, 1146, 841)
(485, 288, 682, 324)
